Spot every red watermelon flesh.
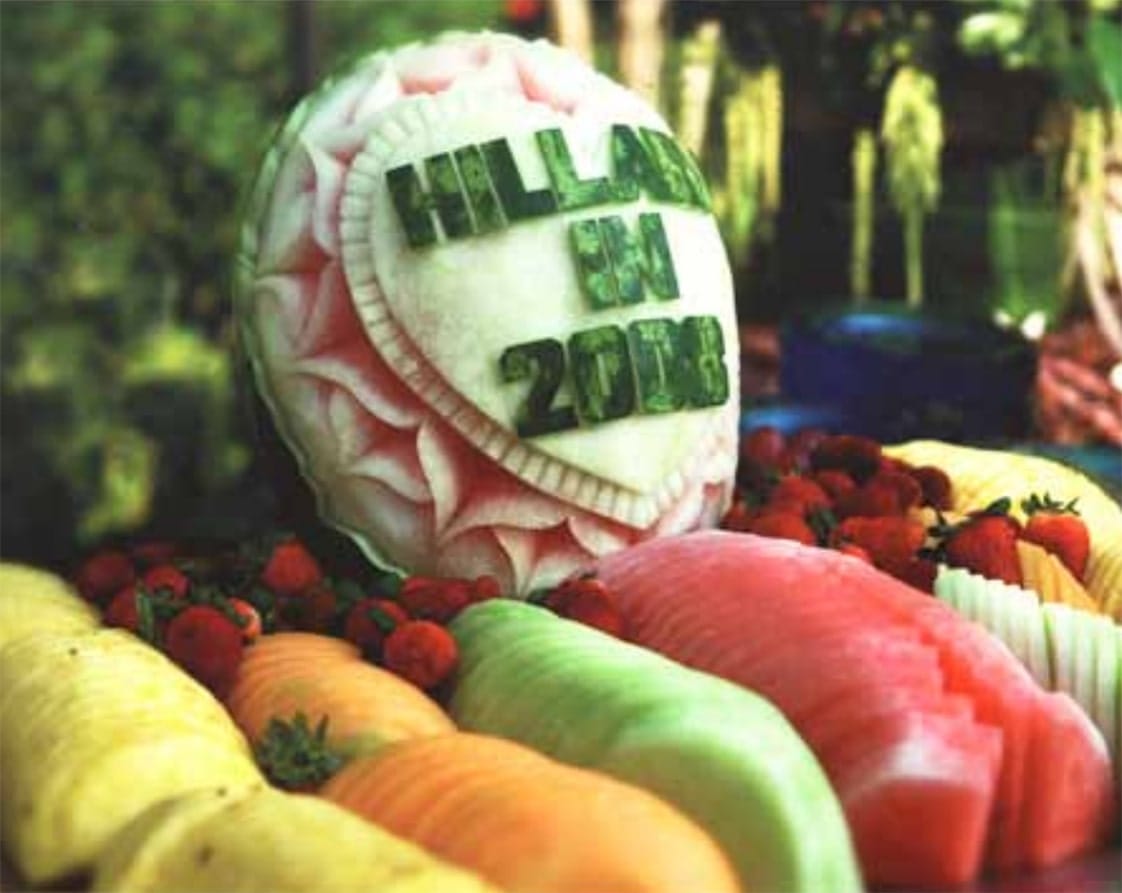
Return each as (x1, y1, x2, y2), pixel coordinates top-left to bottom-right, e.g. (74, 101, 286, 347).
(594, 531, 1117, 884)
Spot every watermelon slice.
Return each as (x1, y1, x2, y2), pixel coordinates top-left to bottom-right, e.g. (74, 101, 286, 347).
(594, 531, 1118, 884)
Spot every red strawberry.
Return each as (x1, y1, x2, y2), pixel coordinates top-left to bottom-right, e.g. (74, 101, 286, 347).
(260, 538, 323, 598)
(140, 564, 189, 600)
(398, 577, 472, 624)
(745, 511, 818, 547)
(547, 577, 626, 638)
(164, 605, 244, 698)
(469, 575, 502, 602)
(383, 621, 459, 690)
(740, 426, 786, 468)
(288, 583, 338, 633)
(868, 470, 922, 512)
(835, 479, 904, 519)
(910, 466, 953, 510)
(104, 584, 141, 632)
(897, 556, 938, 593)
(1020, 494, 1090, 581)
(939, 501, 1023, 586)
(74, 550, 136, 604)
(721, 499, 754, 532)
(779, 428, 830, 473)
(228, 598, 263, 643)
(835, 516, 926, 576)
(813, 469, 857, 503)
(810, 435, 883, 483)
(768, 476, 830, 514)
(343, 597, 409, 657)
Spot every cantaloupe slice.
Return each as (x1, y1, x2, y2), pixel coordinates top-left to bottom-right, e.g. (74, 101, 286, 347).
(322, 733, 740, 893)
(0, 562, 99, 648)
(91, 785, 499, 893)
(226, 632, 455, 759)
(886, 441, 1122, 620)
(0, 629, 260, 884)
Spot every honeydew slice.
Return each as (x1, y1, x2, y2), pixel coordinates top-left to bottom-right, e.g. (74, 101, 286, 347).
(449, 599, 862, 893)
(934, 565, 1121, 781)
(93, 786, 499, 893)
(0, 562, 99, 648)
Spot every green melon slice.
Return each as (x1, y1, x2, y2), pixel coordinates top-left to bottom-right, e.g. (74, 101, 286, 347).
(449, 599, 862, 893)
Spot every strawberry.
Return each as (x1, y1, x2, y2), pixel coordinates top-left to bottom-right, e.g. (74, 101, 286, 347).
(104, 584, 141, 632)
(547, 577, 626, 637)
(383, 621, 459, 690)
(343, 597, 408, 658)
(140, 564, 190, 600)
(398, 577, 472, 624)
(779, 428, 829, 473)
(260, 538, 323, 598)
(835, 479, 904, 519)
(810, 435, 883, 483)
(1020, 494, 1090, 581)
(897, 556, 938, 594)
(287, 582, 338, 633)
(937, 500, 1023, 586)
(721, 499, 754, 532)
(745, 511, 818, 547)
(469, 575, 502, 602)
(740, 426, 786, 469)
(868, 470, 922, 512)
(813, 469, 857, 503)
(74, 550, 136, 604)
(228, 598, 263, 643)
(768, 476, 830, 514)
(910, 466, 953, 510)
(164, 605, 244, 698)
(835, 516, 926, 576)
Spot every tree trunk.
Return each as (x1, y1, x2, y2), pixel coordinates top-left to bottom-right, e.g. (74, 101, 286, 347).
(547, 0, 594, 62)
(850, 128, 876, 302)
(618, 0, 666, 111)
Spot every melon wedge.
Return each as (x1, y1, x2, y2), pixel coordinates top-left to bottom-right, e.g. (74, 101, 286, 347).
(1018, 540, 1100, 614)
(595, 531, 1117, 883)
(0, 562, 99, 648)
(449, 599, 862, 893)
(92, 785, 498, 893)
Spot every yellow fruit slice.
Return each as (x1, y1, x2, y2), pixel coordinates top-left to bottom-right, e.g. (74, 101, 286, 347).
(886, 441, 1122, 619)
(91, 786, 500, 893)
(8, 734, 262, 885)
(0, 629, 261, 885)
(1017, 540, 1100, 615)
(0, 562, 99, 648)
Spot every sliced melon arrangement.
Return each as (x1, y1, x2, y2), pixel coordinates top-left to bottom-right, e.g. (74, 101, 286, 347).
(226, 632, 455, 759)
(886, 440, 1122, 619)
(322, 733, 741, 893)
(0, 627, 263, 885)
(591, 530, 1118, 886)
(449, 598, 863, 893)
(935, 565, 1121, 788)
(91, 785, 498, 893)
(0, 561, 100, 648)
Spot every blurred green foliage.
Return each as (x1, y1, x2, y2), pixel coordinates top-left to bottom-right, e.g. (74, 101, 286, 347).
(0, 0, 502, 568)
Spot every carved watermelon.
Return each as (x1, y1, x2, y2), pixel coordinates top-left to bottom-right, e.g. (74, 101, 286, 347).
(235, 32, 739, 594)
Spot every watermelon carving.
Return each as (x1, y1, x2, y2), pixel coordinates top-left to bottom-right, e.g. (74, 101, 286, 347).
(594, 531, 1118, 887)
(235, 32, 739, 593)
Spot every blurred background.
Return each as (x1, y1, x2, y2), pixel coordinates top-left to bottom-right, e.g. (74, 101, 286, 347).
(2, 0, 1119, 571)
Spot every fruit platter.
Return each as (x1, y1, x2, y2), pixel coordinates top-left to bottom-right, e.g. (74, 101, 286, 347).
(2, 30, 1120, 893)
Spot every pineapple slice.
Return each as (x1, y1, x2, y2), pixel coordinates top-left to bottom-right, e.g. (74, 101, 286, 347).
(888, 441, 1122, 619)
(92, 786, 500, 893)
(1017, 540, 1100, 614)
(0, 629, 260, 885)
(0, 562, 99, 648)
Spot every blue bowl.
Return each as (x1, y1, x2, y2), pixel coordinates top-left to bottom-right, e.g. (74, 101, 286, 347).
(777, 304, 1037, 443)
